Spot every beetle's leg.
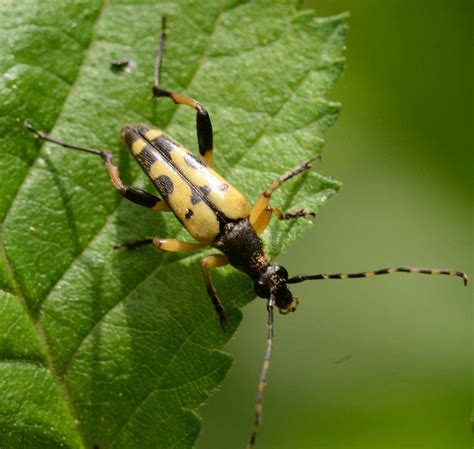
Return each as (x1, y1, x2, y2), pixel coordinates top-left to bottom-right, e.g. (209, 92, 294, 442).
(24, 123, 169, 211)
(114, 237, 206, 252)
(101, 152, 169, 211)
(249, 156, 320, 230)
(253, 206, 316, 235)
(270, 207, 316, 220)
(200, 254, 229, 329)
(116, 243, 230, 328)
(152, 15, 214, 166)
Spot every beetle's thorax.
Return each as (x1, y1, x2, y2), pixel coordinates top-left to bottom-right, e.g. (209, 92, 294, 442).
(213, 218, 268, 280)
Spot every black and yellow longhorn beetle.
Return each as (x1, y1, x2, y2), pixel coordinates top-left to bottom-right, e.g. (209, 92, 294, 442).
(25, 15, 467, 449)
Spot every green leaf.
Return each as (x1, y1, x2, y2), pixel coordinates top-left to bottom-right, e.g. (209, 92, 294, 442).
(0, 1, 346, 448)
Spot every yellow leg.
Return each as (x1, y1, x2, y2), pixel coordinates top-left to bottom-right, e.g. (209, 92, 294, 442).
(151, 202, 170, 212)
(114, 237, 206, 252)
(252, 206, 316, 235)
(249, 157, 319, 227)
(103, 153, 170, 211)
(153, 238, 206, 252)
(24, 122, 170, 211)
(252, 208, 272, 235)
(200, 254, 229, 328)
(152, 15, 214, 167)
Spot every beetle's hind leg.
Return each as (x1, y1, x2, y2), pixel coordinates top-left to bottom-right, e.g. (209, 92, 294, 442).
(24, 123, 169, 212)
(250, 156, 320, 235)
(152, 15, 214, 167)
(100, 152, 170, 211)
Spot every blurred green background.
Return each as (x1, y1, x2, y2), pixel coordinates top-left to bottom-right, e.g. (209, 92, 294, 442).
(197, 1, 472, 449)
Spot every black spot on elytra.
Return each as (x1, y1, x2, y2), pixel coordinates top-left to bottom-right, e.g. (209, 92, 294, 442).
(184, 152, 204, 169)
(136, 147, 156, 170)
(156, 175, 173, 199)
(185, 209, 194, 219)
(151, 135, 176, 160)
(191, 185, 211, 204)
(190, 190, 201, 204)
(200, 185, 211, 196)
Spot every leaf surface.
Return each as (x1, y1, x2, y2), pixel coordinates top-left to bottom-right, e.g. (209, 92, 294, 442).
(0, 1, 347, 448)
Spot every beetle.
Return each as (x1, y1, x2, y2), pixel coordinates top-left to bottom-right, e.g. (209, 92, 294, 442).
(25, 15, 468, 449)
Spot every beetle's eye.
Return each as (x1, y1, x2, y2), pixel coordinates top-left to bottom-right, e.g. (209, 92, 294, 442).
(275, 265, 288, 280)
(254, 280, 270, 298)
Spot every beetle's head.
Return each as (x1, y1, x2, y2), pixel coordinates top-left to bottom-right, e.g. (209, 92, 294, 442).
(254, 264, 298, 314)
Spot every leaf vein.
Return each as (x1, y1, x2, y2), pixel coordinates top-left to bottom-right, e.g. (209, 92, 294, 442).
(107, 310, 221, 449)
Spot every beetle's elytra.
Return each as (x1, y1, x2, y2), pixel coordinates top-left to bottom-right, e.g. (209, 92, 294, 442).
(24, 14, 468, 449)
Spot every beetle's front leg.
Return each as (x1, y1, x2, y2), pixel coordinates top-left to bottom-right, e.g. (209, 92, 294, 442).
(250, 157, 320, 235)
(252, 206, 316, 235)
(114, 238, 206, 251)
(200, 254, 229, 329)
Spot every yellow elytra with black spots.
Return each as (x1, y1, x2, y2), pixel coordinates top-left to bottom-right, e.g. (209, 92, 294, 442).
(24, 14, 468, 449)
(121, 124, 249, 244)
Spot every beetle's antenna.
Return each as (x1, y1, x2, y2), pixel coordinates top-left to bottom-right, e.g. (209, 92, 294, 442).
(287, 267, 468, 286)
(247, 294, 275, 449)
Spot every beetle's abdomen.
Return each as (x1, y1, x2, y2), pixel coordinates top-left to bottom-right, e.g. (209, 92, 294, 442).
(121, 124, 249, 243)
